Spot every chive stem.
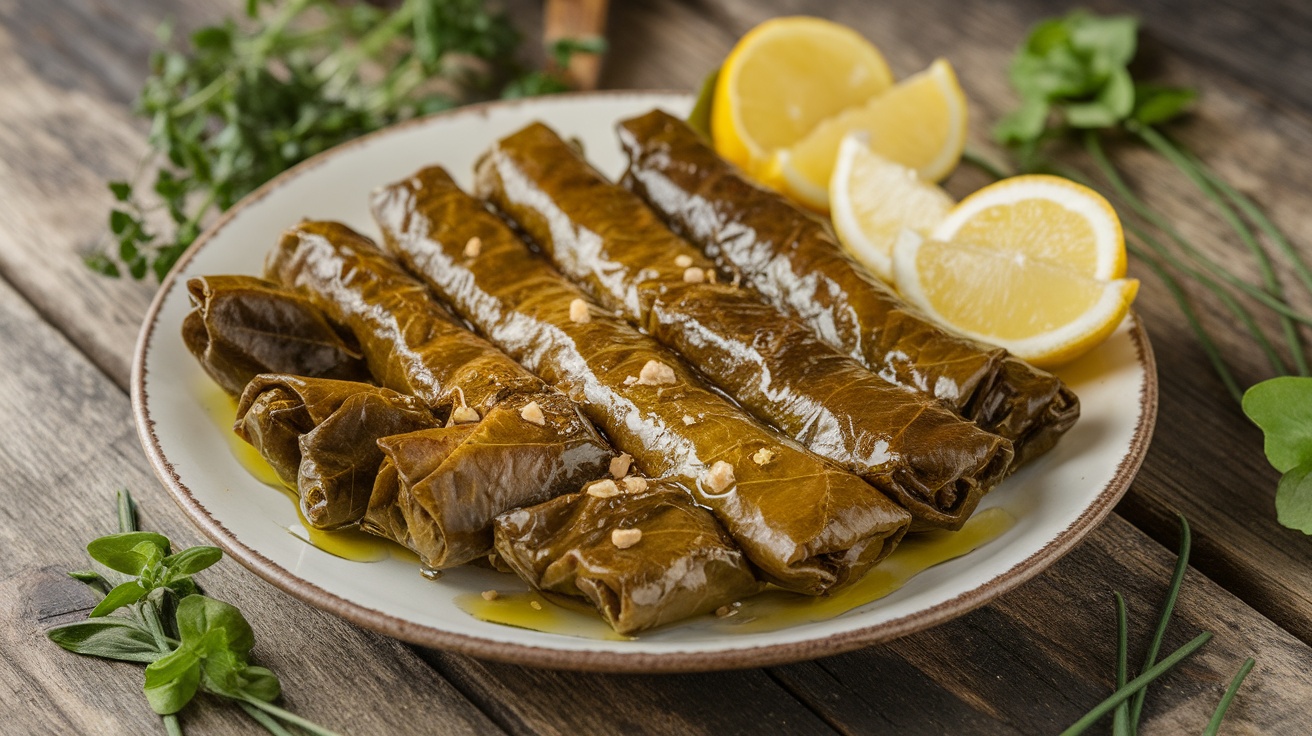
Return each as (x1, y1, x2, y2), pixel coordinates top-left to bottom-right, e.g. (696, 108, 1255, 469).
(1073, 150, 1289, 376)
(1113, 592, 1131, 736)
(239, 701, 297, 736)
(1083, 132, 1312, 327)
(240, 697, 343, 736)
(117, 489, 138, 534)
(1060, 632, 1213, 736)
(1129, 125, 1306, 374)
(1202, 658, 1256, 736)
(1128, 515, 1192, 731)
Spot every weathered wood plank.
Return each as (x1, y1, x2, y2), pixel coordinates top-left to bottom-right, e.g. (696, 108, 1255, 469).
(0, 278, 501, 735)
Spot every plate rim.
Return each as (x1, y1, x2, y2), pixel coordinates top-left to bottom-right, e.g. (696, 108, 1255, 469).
(131, 89, 1159, 673)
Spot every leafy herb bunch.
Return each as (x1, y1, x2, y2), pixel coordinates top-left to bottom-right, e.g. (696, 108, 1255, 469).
(990, 10, 1312, 534)
(90, 0, 602, 281)
(48, 490, 339, 736)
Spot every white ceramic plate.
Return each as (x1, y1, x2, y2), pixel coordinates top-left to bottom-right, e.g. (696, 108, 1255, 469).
(133, 92, 1157, 672)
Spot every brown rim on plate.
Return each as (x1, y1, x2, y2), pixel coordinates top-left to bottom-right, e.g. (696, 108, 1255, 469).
(131, 90, 1158, 673)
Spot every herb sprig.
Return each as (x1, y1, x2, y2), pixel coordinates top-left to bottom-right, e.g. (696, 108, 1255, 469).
(1062, 516, 1254, 735)
(990, 10, 1312, 534)
(47, 490, 340, 735)
(88, 0, 601, 281)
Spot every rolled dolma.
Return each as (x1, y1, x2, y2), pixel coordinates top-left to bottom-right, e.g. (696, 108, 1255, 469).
(233, 374, 437, 529)
(263, 222, 613, 562)
(470, 127, 1011, 529)
(616, 109, 1079, 466)
(182, 275, 367, 396)
(494, 478, 760, 635)
(372, 167, 911, 594)
(363, 399, 618, 568)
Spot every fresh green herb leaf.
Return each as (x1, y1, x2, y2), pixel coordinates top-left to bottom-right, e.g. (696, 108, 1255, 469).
(90, 580, 150, 617)
(144, 646, 202, 715)
(687, 68, 720, 141)
(47, 618, 164, 664)
(1276, 461, 1312, 534)
(87, 532, 172, 576)
(163, 546, 223, 577)
(1242, 377, 1312, 472)
(1132, 84, 1197, 125)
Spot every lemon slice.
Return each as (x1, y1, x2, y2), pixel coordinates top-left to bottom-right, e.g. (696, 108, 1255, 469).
(891, 233, 1138, 367)
(772, 59, 968, 210)
(932, 174, 1126, 280)
(711, 17, 894, 178)
(830, 133, 955, 282)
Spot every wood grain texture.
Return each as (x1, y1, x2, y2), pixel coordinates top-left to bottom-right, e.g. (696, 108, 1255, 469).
(0, 279, 500, 735)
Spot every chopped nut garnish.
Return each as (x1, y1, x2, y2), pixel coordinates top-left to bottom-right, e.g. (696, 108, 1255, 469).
(530, 600, 543, 611)
(715, 604, 740, 618)
(481, 590, 499, 601)
(683, 266, 706, 283)
(610, 452, 633, 479)
(449, 404, 480, 425)
(706, 269, 718, 284)
(569, 298, 590, 323)
(752, 447, 777, 466)
(674, 254, 693, 268)
(636, 359, 677, 386)
(464, 236, 482, 258)
(587, 479, 622, 498)
(623, 375, 638, 386)
(519, 400, 546, 426)
(703, 460, 736, 493)
(611, 528, 643, 549)
(622, 476, 648, 494)
(682, 414, 697, 426)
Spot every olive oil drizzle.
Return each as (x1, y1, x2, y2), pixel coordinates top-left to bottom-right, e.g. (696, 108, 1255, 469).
(199, 382, 413, 563)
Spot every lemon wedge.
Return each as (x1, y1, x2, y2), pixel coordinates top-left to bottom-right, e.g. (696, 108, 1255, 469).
(891, 233, 1138, 367)
(711, 16, 894, 178)
(932, 174, 1126, 280)
(830, 133, 955, 282)
(771, 59, 968, 210)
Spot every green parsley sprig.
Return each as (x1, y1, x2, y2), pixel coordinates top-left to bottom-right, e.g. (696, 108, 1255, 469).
(88, 0, 602, 281)
(47, 490, 339, 736)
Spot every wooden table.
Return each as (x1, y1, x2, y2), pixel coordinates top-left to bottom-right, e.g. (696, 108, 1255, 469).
(4, 0, 1312, 732)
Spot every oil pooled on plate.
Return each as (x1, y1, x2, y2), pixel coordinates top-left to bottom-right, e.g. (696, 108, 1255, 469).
(455, 590, 633, 642)
(199, 382, 415, 564)
(457, 507, 1015, 639)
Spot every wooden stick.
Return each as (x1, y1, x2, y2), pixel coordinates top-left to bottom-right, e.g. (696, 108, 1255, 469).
(544, 0, 610, 90)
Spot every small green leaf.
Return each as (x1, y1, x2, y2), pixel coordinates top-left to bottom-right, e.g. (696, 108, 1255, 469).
(1277, 461, 1312, 534)
(1069, 13, 1138, 70)
(109, 209, 134, 236)
(87, 532, 172, 575)
(108, 181, 132, 201)
(1133, 84, 1198, 125)
(1242, 377, 1312, 472)
(90, 580, 148, 617)
(144, 647, 202, 715)
(47, 618, 163, 663)
(177, 595, 256, 659)
(994, 99, 1050, 144)
(239, 665, 282, 703)
(687, 68, 720, 141)
(191, 26, 232, 52)
(68, 570, 111, 595)
(164, 546, 223, 577)
(83, 252, 120, 277)
(1062, 68, 1134, 128)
